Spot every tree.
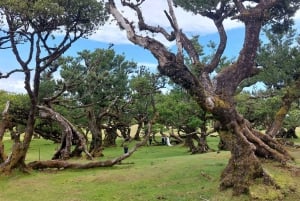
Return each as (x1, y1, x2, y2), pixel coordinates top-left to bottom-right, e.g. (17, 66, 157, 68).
(0, 0, 107, 174)
(236, 27, 300, 139)
(255, 27, 300, 137)
(235, 91, 281, 129)
(0, 91, 30, 162)
(108, 0, 299, 195)
(156, 88, 211, 153)
(58, 48, 136, 154)
(129, 66, 166, 140)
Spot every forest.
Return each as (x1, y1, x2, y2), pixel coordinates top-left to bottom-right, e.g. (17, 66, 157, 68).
(1, 0, 300, 200)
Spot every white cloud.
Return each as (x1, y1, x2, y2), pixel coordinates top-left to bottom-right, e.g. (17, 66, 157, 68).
(90, 0, 243, 44)
(89, 20, 129, 44)
(294, 9, 300, 20)
(0, 77, 25, 94)
(138, 61, 158, 69)
(2, 1, 300, 94)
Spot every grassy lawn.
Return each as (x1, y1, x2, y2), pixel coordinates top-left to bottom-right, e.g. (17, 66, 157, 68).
(1, 135, 300, 201)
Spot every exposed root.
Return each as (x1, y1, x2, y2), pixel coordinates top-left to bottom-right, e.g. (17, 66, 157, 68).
(251, 129, 293, 162)
(219, 120, 293, 196)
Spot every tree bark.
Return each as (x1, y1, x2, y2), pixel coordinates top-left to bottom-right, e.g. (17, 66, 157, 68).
(266, 80, 300, 137)
(0, 101, 11, 163)
(87, 109, 103, 157)
(103, 126, 118, 147)
(38, 105, 93, 160)
(181, 127, 210, 154)
(133, 121, 143, 141)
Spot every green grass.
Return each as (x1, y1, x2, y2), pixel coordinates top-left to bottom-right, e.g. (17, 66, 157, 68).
(1, 135, 300, 201)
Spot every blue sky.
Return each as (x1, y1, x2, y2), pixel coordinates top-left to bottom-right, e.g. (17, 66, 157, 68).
(0, 0, 299, 93)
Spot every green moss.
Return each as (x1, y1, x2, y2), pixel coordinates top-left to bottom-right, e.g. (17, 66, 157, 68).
(250, 183, 284, 201)
(275, 106, 288, 118)
(214, 97, 231, 109)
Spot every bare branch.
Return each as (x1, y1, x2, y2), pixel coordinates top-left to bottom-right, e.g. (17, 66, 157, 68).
(166, 0, 183, 61)
(178, 32, 200, 64)
(201, 1, 234, 73)
(0, 35, 11, 49)
(204, 21, 227, 74)
(121, 0, 175, 41)
(0, 69, 24, 79)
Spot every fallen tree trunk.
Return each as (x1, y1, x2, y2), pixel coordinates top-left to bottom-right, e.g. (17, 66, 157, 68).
(28, 124, 149, 170)
(28, 106, 158, 170)
(28, 149, 132, 170)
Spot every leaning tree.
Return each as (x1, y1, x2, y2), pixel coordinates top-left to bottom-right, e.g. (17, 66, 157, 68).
(0, 0, 107, 173)
(108, 0, 299, 195)
(256, 27, 300, 137)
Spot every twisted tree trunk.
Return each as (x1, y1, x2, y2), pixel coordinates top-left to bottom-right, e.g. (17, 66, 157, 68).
(0, 100, 36, 174)
(87, 109, 104, 157)
(181, 127, 210, 154)
(108, 0, 293, 195)
(266, 79, 300, 137)
(216, 111, 291, 194)
(103, 126, 118, 147)
(0, 101, 11, 163)
(38, 105, 92, 160)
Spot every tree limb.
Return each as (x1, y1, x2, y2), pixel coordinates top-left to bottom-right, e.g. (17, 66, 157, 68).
(166, 0, 183, 61)
(0, 69, 24, 79)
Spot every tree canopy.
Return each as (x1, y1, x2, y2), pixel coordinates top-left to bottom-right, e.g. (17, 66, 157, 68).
(0, 0, 108, 173)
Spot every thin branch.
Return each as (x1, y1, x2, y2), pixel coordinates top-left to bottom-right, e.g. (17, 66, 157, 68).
(121, 0, 175, 41)
(42, 84, 67, 106)
(0, 35, 11, 49)
(166, 0, 183, 61)
(202, 1, 234, 73)
(0, 69, 24, 79)
(179, 32, 200, 64)
(98, 96, 120, 119)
